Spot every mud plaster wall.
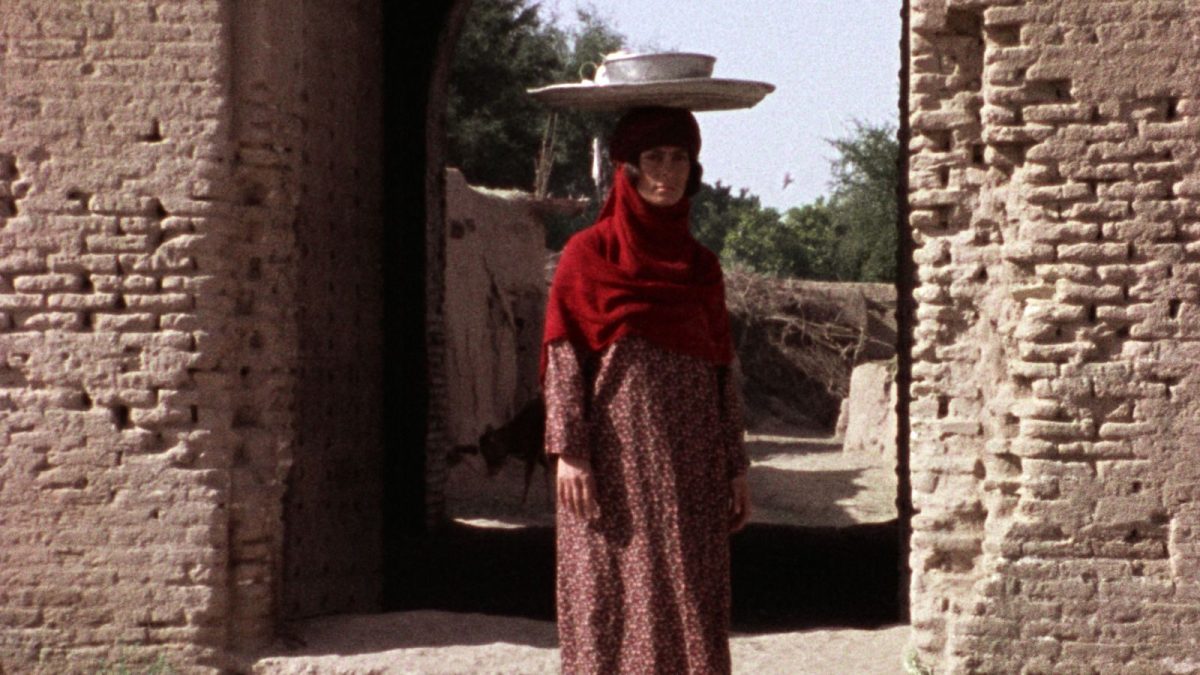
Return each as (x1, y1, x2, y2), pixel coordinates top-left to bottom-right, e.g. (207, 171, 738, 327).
(0, 1, 383, 671)
(420, 1, 472, 531)
(443, 169, 545, 449)
(908, 1, 1200, 672)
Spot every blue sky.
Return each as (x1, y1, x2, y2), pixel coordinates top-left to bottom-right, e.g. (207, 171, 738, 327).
(540, 0, 902, 212)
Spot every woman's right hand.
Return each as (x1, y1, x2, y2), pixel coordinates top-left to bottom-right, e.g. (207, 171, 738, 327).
(557, 455, 601, 521)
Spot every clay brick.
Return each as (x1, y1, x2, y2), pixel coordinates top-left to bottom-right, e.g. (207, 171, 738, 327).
(12, 274, 83, 293)
(92, 313, 157, 332)
(1059, 642, 1134, 664)
(158, 313, 198, 331)
(1086, 139, 1159, 162)
(1054, 280, 1124, 304)
(1060, 122, 1134, 142)
(13, 39, 83, 60)
(983, 125, 1057, 145)
(0, 294, 46, 310)
(1056, 242, 1130, 264)
(19, 312, 84, 331)
(1020, 220, 1099, 243)
(47, 254, 120, 274)
(1070, 200, 1131, 223)
(1023, 103, 1094, 124)
(1140, 120, 1200, 141)
(47, 293, 119, 310)
(1002, 241, 1056, 263)
(121, 293, 193, 312)
(85, 234, 152, 253)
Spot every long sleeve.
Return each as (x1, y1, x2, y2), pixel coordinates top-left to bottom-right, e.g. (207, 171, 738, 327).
(720, 357, 749, 479)
(543, 339, 590, 460)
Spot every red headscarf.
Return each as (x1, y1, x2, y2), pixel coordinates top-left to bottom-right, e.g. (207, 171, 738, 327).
(541, 107, 734, 378)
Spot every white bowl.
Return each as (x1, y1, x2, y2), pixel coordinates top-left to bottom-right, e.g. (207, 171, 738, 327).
(596, 52, 716, 84)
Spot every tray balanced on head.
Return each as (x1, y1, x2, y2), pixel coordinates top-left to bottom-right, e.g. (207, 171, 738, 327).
(527, 51, 775, 112)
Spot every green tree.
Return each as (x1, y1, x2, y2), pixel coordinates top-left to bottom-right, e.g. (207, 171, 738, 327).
(446, 0, 566, 190)
(690, 181, 760, 255)
(696, 121, 899, 281)
(447, 1, 628, 197)
(545, 9, 625, 198)
(824, 120, 899, 282)
(542, 199, 600, 251)
(784, 199, 840, 280)
(720, 205, 799, 277)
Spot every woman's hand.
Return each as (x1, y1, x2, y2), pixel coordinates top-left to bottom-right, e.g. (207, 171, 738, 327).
(557, 455, 601, 521)
(730, 475, 751, 532)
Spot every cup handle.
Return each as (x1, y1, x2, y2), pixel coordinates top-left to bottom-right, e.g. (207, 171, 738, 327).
(579, 61, 599, 82)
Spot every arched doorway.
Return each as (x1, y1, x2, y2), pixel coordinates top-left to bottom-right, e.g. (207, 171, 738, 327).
(377, 0, 915, 630)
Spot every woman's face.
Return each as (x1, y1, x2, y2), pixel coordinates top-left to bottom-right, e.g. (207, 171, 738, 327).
(635, 145, 690, 207)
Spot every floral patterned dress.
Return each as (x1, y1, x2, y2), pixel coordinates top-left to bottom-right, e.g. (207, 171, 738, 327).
(544, 336, 748, 675)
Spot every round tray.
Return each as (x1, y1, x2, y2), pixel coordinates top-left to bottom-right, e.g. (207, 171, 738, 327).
(527, 78, 776, 112)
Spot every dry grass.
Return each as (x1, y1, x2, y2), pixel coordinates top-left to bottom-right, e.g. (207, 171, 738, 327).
(724, 266, 896, 430)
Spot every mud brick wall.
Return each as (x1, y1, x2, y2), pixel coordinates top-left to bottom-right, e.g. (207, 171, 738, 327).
(232, 0, 387, 623)
(0, 3, 237, 670)
(907, 0, 1200, 671)
(0, 1, 383, 672)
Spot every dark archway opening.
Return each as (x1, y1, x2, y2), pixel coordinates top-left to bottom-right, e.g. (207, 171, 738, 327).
(378, 1, 462, 596)
(377, 0, 913, 633)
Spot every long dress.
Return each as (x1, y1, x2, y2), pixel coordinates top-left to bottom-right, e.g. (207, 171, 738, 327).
(544, 335, 748, 675)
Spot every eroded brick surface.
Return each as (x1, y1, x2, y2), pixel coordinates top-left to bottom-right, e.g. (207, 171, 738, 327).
(0, 2, 233, 671)
(6, 1, 1200, 673)
(0, 1, 382, 672)
(908, 1, 1200, 671)
(265, 0, 385, 624)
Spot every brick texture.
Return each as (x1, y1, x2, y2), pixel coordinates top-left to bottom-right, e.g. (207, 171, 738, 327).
(227, 0, 385, 628)
(7, 1, 1200, 673)
(908, 0, 1200, 671)
(0, 1, 382, 672)
(279, 0, 386, 622)
(0, 2, 234, 671)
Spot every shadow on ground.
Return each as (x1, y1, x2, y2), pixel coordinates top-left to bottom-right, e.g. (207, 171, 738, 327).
(730, 521, 901, 631)
(384, 519, 901, 632)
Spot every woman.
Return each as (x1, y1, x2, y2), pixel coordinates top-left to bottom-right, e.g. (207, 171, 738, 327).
(542, 106, 751, 674)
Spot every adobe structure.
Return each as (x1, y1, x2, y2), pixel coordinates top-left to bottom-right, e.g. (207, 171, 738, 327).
(0, 0, 1198, 673)
(906, 1, 1200, 671)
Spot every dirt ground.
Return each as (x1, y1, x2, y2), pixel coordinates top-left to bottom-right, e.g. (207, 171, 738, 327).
(250, 426, 911, 674)
(443, 423, 898, 530)
(250, 610, 910, 674)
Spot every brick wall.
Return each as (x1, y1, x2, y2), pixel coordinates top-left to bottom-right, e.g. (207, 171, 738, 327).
(8, 0, 1199, 672)
(908, 0, 1200, 671)
(0, 2, 235, 670)
(284, 0, 384, 620)
(0, 1, 383, 671)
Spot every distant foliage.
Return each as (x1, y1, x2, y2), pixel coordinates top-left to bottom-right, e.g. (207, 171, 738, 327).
(785, 200, 841, 280)
(721, 205, 792, 276)
(448, 2, 900, 277)
(720, 121, 899, 283)
(825, 120, 899, 282)
(542, 199, 600, 251)
(446, 0, 564, 191)
(690, 181, 760, 256)
(548, 9, 626, 198)
(447, 0, 623, 197)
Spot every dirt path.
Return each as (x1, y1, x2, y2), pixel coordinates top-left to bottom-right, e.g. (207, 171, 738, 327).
(250, 610, 910, 674)
(250, 429, 910, 673)
(743, 429, 898, 527)
(446, 427, 899, 529)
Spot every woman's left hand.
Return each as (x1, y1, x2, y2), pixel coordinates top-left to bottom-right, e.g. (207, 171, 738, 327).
(730, 475, 751, 533)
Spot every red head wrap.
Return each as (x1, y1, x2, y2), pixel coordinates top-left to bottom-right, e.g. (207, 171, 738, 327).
(541, 107, 733, 378)
(609, 106, 701, 164)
